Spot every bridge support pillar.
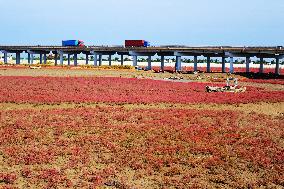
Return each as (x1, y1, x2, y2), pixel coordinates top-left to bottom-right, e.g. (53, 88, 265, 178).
(194, 56, 198, 72)
(93, 54, 98, 66)
(221, 57, 226, 73)
(275, 57, 280, 75)
(206, 57, 211, 72)
(259, 57, 264, 73)
(28, 53, 31, 64)
(175, 56, 182, 72)
(147, 56, 152, 70)
(229, 57, 234, 73)
(4, 53, 8, 64)
(54, 53, 58, 65)
(109, 55, 112, 66)
(86, 54, 89, 65)
(161, 55, 165, 72)
(133, 55, 137, 67)
(30, 54, 34, 64)
(60, 52, 63, 65)
(67, 54, 71, 66)
(39, 54, 43, 64)
(43, 54, 47, 64)
(74, 54, 78, 66)
(16, 52, 21, 64)
(246, 57, 250, 73)
(121, 55, 124, 66)
(99, 55, 102, 66)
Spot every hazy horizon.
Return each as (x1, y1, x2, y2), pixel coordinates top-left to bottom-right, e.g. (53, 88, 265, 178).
(0, 0, 283, 46)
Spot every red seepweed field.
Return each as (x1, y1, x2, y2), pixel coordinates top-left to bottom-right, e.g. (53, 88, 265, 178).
(0, 76, 283, 104)
(0, 68, 283, 188)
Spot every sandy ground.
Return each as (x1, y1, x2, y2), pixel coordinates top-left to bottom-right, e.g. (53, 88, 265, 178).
(0, 67, 226, 79)
(0, 101, 283, 117)
(1, 59, 283, 69)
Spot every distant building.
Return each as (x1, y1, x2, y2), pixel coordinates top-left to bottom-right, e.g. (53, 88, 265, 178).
(127, 56, 133, 61)
(0, 53, 13, 62)
(167, 59, 173, 63)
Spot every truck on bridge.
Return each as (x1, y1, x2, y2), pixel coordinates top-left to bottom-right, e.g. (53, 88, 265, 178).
(62, 40, 85, 47)
(125, 40, 150, 47)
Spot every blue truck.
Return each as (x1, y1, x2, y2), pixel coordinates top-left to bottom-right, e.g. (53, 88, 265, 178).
(62, 40, 85, 47)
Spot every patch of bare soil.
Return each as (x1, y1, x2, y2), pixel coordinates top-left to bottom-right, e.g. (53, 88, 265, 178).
(239, 82, 284, 91)
(0, 67, 241, 82)
(0, 102, 283, 117)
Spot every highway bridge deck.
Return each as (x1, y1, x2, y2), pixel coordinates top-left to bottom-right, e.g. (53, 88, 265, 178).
(0, 46, 283, 54)
(0, 46, 283, 74)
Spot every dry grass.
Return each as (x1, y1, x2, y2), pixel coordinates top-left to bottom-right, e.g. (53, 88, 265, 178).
(0, 102, 283, 117)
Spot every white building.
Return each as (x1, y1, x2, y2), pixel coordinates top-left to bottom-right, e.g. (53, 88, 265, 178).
(0, 53, 13, 62)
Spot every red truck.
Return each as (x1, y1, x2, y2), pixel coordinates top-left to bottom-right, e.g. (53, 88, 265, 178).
(125, 40, 150, 47)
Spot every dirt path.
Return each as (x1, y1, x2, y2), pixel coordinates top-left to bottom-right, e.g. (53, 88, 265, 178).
(0, 67, 237, 81)
(1, 102, 283, 117)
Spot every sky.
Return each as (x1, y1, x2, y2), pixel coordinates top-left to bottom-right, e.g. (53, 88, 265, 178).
(0, 0, 283, 46)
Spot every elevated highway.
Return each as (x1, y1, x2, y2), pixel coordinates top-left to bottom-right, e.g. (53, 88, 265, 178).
(0, 45, 283, 74)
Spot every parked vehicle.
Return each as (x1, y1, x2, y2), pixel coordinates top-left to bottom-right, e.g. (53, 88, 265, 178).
(62, 40, 85, 47)
(125, 40, 150, 47)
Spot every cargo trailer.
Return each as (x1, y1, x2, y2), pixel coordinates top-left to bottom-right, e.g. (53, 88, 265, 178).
(62, 40, 85, 47)
(125, 40, 150, 47)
